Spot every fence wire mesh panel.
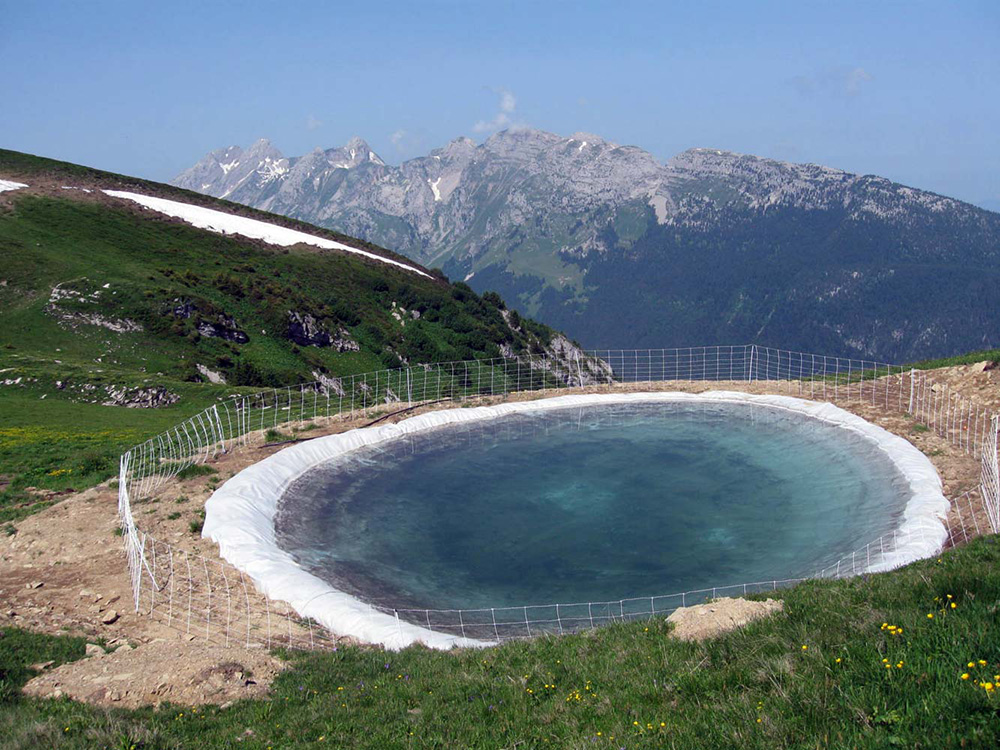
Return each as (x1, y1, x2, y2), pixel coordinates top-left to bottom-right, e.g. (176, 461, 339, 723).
(116, 345, 1000, 649)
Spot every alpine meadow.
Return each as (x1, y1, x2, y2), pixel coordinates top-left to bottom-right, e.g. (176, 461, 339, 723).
(2, 3, 1000, 750)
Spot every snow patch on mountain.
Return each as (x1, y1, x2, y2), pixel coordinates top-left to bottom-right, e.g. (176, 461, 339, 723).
(0, 179, 28, 193)
(102, 190, 431, 278)
(428, 177, 442, 202)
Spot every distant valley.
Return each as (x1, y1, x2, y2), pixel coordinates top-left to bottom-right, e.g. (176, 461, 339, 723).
(176, 129, 1000, 362)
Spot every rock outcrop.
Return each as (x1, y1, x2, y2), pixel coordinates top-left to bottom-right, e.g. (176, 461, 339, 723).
(287, 312, 358, 351)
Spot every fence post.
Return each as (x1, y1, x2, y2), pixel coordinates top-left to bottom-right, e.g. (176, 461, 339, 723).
(981, 414, 1000, 533)
(394, 610, 404, 643)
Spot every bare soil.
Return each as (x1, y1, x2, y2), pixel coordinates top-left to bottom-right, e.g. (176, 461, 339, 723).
(666, 597, 784, 641)
(22, 640, 284, 708)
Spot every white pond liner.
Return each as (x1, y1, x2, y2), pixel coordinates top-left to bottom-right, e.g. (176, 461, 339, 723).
(203, 391, 949, 650)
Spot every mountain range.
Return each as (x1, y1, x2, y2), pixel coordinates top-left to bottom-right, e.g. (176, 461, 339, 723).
(175, 129, 1000, 361)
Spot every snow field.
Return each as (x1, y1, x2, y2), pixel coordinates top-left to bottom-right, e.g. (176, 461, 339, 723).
(102, 190, 431, 278)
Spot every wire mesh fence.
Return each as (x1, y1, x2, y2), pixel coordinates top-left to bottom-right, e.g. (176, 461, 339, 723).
(117, 345, 1000, 649)
(127, 489, 986, 648)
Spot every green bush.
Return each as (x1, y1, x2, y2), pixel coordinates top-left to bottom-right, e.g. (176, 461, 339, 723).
(175, 464, 217, 480)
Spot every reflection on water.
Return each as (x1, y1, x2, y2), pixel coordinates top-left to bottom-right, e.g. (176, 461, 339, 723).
(276, 401, 909, 611)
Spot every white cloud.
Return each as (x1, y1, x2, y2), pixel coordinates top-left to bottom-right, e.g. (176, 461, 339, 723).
(390, 129, 406, 146)
(473, 112, 511, 133)
(843, 67, 872, 96)
(499, 89, 516, 114)
(473, 87, 525, 133)
(306, 114, 323, 131)
(788, 66, 874, 98)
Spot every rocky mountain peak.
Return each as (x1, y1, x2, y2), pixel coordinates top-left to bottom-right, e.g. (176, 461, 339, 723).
(344, 135, 369, 151)
(209, 144, 243, 163)
(321, 136, 385, 168)
(481, 128, 565, 159)
(432, 137, 477, 161)
(566, 132, 605, 149)
(241, 138, 285, 165)
(247, 137, 278, 152)
(669, 147, 850, 181)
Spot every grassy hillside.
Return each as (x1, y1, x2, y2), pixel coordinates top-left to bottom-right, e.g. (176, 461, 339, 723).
(0, 148, 420, 267)
(2, 535, 998, 748)
(0, 149, 559, 518)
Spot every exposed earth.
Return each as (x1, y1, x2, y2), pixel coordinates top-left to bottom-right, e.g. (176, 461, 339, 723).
(666, 597, 785, 642)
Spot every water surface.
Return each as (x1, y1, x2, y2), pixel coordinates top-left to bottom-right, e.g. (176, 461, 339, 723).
(276, 401, 908, 611)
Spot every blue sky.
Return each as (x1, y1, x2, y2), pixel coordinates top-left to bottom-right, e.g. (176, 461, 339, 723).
(3, 0, 998, 208)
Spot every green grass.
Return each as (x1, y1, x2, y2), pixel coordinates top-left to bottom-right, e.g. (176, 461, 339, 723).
(0, 388, 222, 522)
(0, 628, 90, 704)
(908, 348, 1000, 371)
(173, 464, 217, 481)
(263, 428, 294, 444)
(0, 150, 571, 515)
(1, 537, 998, 748)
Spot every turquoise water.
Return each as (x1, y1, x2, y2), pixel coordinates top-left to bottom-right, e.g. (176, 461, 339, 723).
(275, 401, 909, 612)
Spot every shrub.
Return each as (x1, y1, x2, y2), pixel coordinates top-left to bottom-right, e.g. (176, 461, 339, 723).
(264, 428, 292, 444)
(482, 290, 506, 309)
(175, 464, 217, 480)
(78, 450, 112, 477)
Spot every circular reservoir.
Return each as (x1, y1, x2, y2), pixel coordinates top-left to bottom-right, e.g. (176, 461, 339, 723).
(274, 398, 913, 613)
